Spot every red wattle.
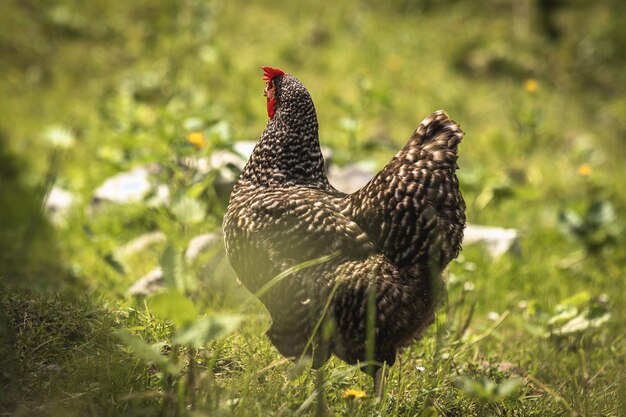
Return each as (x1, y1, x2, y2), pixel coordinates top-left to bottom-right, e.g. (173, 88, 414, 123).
(267, 98, 276, 118)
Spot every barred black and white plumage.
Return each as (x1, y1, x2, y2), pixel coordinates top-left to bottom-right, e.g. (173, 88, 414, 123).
(223, 67, 465, 393)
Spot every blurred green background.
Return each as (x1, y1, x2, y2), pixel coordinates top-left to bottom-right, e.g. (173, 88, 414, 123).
(1, 0, 625, 416)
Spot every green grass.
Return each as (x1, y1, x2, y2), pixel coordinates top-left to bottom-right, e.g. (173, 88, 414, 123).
(1, 0, 625, 415)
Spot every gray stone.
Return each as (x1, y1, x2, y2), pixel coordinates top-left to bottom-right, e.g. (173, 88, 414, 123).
(464, 224, 520, 258)
(129, 267, 163, 296)
(128, 232, 222, 296)
(185, 232, 221, 262)
(233, 141, 257, 162)
(45, 186, 76, 224)
(92, 166, 154, 204)
(116, 231, 166, 258)
(90, 163, 169, 210)
(327, 161, 377, 194)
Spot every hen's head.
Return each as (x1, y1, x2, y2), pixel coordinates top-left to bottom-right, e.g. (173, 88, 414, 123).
(261, 66, 313, 120)
(235, 67, 325, 188)
(262, 66, 285, 119)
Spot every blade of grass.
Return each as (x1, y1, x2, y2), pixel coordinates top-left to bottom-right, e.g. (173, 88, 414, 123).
(252, 251, 341, 301)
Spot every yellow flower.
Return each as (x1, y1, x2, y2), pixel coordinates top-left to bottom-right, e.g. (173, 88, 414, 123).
(578, 164, 592, 176)
(342, 388, 366, 399)
(187, 131, 206, 149)
(524, 79, 539, 93)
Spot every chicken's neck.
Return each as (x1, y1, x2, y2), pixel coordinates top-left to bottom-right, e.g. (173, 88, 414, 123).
(236, 103, 330, 191)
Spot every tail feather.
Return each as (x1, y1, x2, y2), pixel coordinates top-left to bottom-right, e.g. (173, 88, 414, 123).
(404, 110, 464, 170)
(349, 110, 466, 269)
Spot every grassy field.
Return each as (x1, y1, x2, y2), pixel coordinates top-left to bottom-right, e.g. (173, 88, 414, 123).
(1, 0, 625, 416)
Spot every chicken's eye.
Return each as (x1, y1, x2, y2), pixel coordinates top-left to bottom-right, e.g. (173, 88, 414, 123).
(264, 81, 276, 100)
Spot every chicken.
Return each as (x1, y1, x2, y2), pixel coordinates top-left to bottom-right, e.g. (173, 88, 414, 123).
(223, 67, 465, 394)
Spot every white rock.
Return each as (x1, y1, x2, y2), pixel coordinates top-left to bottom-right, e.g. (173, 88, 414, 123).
(93, 166, 153, 204)
(327, 162, 376, 193)
(233, 141, 257, 160)
(129, 267, 163, 296)
(45, 186, 76, 224)
(153, 184, 171, 205)
(116, 231, 166, 258)
(464, 224, 520, 258)
(185, 232, 220, 262)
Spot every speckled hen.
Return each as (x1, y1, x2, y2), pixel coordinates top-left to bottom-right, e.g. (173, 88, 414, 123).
(223, 67, 465, 393)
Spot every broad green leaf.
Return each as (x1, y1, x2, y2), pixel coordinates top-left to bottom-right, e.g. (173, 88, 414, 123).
(171, 195, 206, 224)
(174, 315, 241, 347)
(147, 290, 197, 328)
(207, 120, 231, 143)
(558, 209, 582, 232)
(160, 244, 181, 288)
(557, 291, 591, 309)
(548, 306, 578, 326)
(160, 244, 196, 293)
(183, 117, 204, 131)
(588, 200, 615, 226)
(554, 311, 611, 335)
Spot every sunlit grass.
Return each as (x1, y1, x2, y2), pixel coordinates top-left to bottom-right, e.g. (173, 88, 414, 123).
(1, 0, 625, 416)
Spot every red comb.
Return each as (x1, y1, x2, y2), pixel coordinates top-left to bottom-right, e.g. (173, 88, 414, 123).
(261, 66, 286, 82)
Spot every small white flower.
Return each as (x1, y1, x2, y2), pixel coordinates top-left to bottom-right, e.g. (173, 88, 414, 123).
(487, 312, 500, 321)
(43, 125, 75, 149)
